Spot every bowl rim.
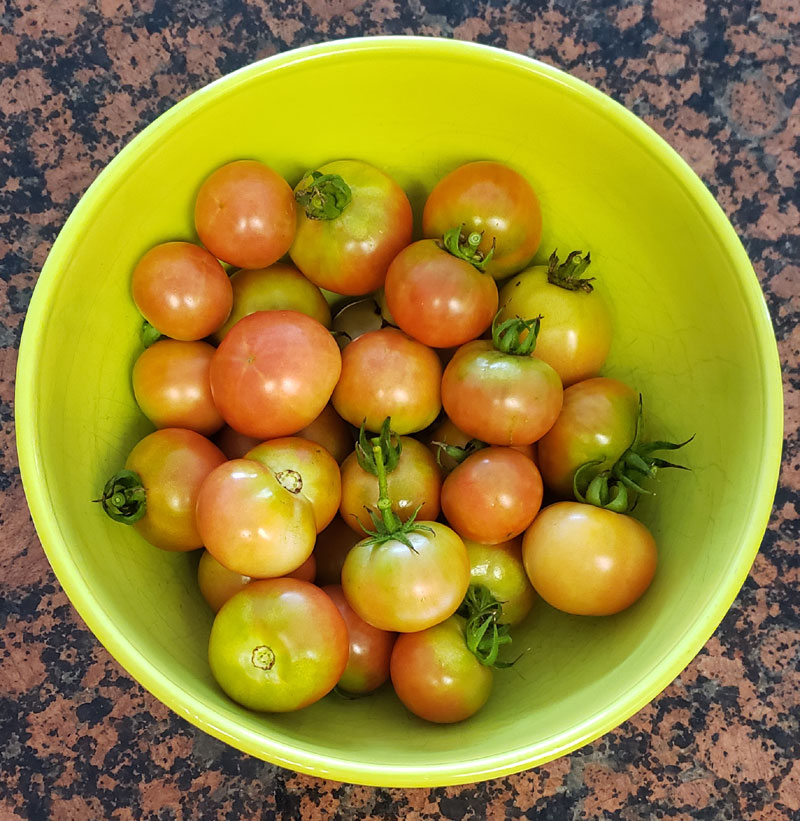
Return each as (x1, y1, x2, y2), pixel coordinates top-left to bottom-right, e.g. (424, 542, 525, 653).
(15, 35, 784, 787)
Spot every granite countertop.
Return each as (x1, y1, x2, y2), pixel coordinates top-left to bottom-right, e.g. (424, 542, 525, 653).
(2, 1, 798, 818)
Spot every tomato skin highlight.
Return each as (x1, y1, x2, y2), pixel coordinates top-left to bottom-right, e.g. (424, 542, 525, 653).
(441, 339, 563, 445)
(195, 159, 296, 270)
(125, 428, 226, 552)
(132, 241, 233, 341)
(383, 239, 498, 348)
(390, 616, 493, 723)
(208, 578, 349, 712)
(290, 160, 413, 296)
(332, 328, 442, 435)
(422, 161, 542, 280)
(210, 310, 341, 440)
(132, 339, 223, 436)
(195, 458, 316, 578)
(341, 522, 470, 633)
(537, 377, 639, 498)
(339, 436, 441, 534)
(441, 447, 543, 545)
(522, 502, 657, 616)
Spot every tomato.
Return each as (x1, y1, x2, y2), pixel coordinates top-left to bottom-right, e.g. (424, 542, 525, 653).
(210, 310, 341, 440)
(331, 296, 385, 349)
(195, 458, 316, 578)
(246, 437, 342, 533)
(422, 161, 542, 280)
(132, 339, 223, 436)
(99, 428, 225, 551)
(390, 616, 493, 723)
(332, 328, 442, 434)
(287, 553, 317, 583)
(290, 160, 412, 295)
(323, 585, 396, 695)
(522, 502, 657, 616)
(441, 328, 563, 445)
(441, 447, 543, 545)
(131, 241, 232, 341)
(208, 578, 348, 712)
(340, 435, 441, 534)
(212, 263, 331, 342)
(341, 522, 470, 632)
(498, 251, 613, 386)
(537, 377, 639, 498)
(463, 538, 536, 626)
(194, 160, 295, 269)
(295, 403, 353, 465)
(313, 516, 362, 586)
(383, 235, 498, 348)
(213, 426, 261, 460)
(426, 417, 536, 473)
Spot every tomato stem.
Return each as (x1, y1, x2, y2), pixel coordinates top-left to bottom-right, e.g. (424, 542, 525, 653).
(491, 311, 542, 356)
(440, 226, 495, 272)
(95, 469, 147, 524)
(295, 171, 352, 220)
(372, 443, 400, 535)
(546, 249, 596, 293)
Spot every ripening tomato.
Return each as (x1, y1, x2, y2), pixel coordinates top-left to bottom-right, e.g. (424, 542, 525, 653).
(339, 436, 441, 534)
(422, 161, 542, 280)
(131, 242, 233, 341)
(132, 339, 223, 436)
(441, 447, 543, 544)
(194, 160, 296, 269)
(537, 377, 639, 498)
(323, 585, 396, 695)
(522, 502, 657, 616)
(210, 310, 341, 440)
(463, 537, 536, 626)
(383, 237, 498, 348)
(212, 263, 331, 342)
(99, 428, 226, 551)
(290, 160, 412, 295)
(390, 616, 493, 723)
(213, 426, 261, 460)
(342, 522, 470, 632)
(498, 251, 613, 386)
(313, 516, 363, 586)
(195, 458, 316, 578)
(246, 437, 342, 532)
(295, 403, 353, 465)
(332, 328, 442, 434)
(208, 578, 348, 712)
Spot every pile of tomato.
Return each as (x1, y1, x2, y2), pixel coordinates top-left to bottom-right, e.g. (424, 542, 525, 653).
(100, 158, 689, 724)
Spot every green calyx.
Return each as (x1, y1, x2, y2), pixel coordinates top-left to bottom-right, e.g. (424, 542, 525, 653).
(546, 249, 595, 293)
(141, 320, 162, 348)
(440, 226, 495, 272)
(295, 170, 352, 220)
(491, 311, 542, 356)
(96, 469, 147, 524)
(457, 585, 517, 668)
(573, 396, 694, 512)
(431, 437, 487, 470)
(355, 418, 433, 549)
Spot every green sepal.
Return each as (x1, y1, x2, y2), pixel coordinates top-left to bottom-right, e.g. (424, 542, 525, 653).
(295, 170, 352, 220)
(546, 249, 595, 293)
(491, 311, 542, 356)
(431, 437, 488, 469)
(440, 226, 495, 272)
(357, 503, 433, 551)
(355, 418, 402, 476)
(96, 469, 147, 524)
(457, 585, 517, 668)
(141, 321, 162, 348)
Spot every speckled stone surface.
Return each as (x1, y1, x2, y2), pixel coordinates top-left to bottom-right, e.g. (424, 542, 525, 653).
(1, 1, 798, 818)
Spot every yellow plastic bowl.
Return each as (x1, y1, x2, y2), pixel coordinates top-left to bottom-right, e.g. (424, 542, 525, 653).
(16, 37, 782, 787)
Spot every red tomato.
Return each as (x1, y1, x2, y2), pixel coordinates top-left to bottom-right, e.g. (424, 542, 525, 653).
(522, 502, 657, 616)
(295, 403, 353, 465)
(132, 339, 223, 436)
(194, 160, 296, 269)
(323, 585, 396, 695)
(341, 522, 470, 632)
(213, 426, 261, 460)
(537, 377, 639, 498)
(339, 436, 441, 534)
(498, 251, 613, 386)
(195, 458, 316, 578)
(383, 237, 498, 348)
(213, 263, 331, 342)
(208, 578, 348, 712)
(287, 553, 317, 584)
(422, 161, 542, 280)
(99, 428, 226, 551)
(441, 447, 543, 545)
(246, 437, 342, 533)
(210, 310, 341, 440)
(131, 241, 232, 341)
(332, 328, 441, 434)
(290, 160, 412, 295)
(390, 616, 493, 723)
(463, 537, 536, 626)
(441, 337, 562, 445)
(313, 516, 362, 586)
